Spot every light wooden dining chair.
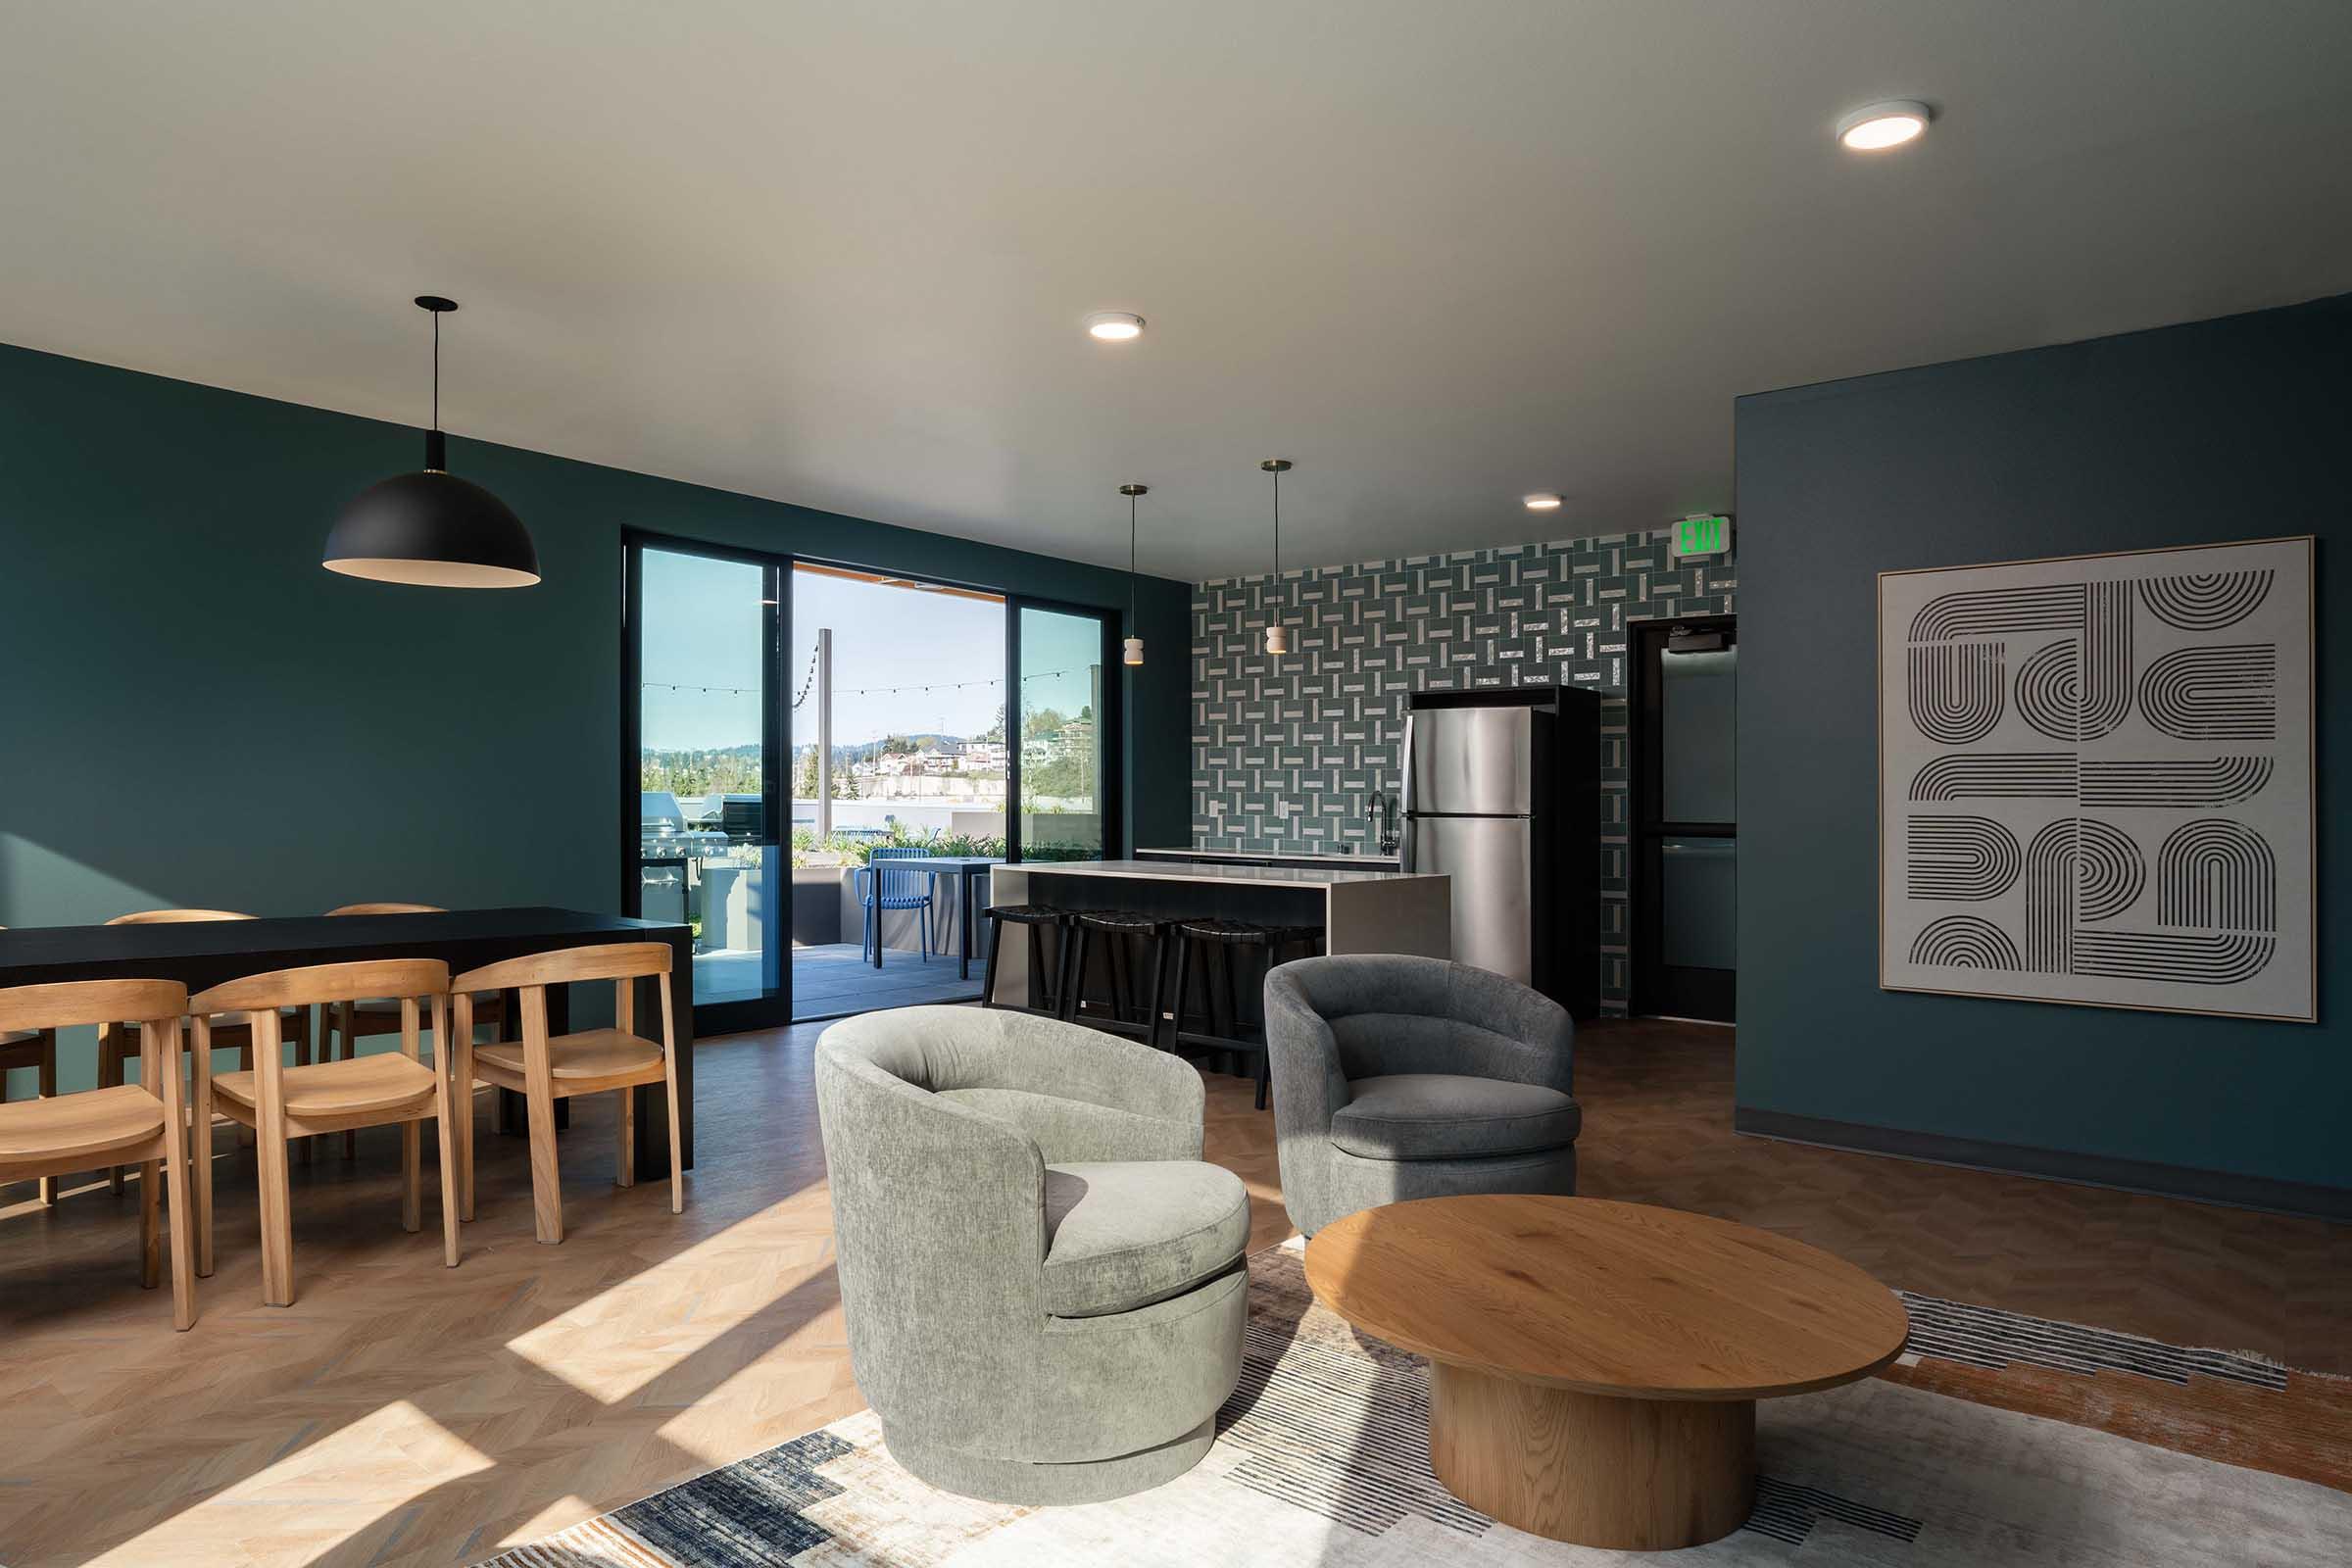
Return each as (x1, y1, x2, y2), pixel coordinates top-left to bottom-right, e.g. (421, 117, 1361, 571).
(316, 904, 506, 1157)
(0, 927, 61, 1206)
(188, 959, 460, 1305)
(0, 978, 196, 1328)
(98, 908, 318, 1186)
(447, 943, 681, 1245)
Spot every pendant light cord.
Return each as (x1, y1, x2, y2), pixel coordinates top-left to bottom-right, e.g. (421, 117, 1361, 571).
(431, 308, 441, 432)
(1128, 492, 1138, 620)
(1271, 466, 1282, 575)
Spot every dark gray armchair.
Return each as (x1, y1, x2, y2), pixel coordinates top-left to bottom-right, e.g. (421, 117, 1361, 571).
(1264, 954, 1580, 1236)
(814, 1005, 1249, 1503)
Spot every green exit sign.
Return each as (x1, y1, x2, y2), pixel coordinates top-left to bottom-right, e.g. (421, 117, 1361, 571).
(1671, 514, 1732, 559)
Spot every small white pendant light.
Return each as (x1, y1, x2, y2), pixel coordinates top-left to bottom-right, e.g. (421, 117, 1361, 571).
(1261, 459, 1293, 656)
(1120, 483, 1148, 665)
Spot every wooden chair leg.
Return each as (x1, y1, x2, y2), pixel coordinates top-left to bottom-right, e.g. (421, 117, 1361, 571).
(135, 1022, 161, 1284)
(662, 1075, 683, 1218)
(192, 1020, 215, 1279)
(457, 1029, 476, 1224)
(139, 1158, 162, 1289)
(292, 1011, 316, 1165)
(157, 1045, 196, 1331)
(234, 1037, 256, 1148)
(254, 1092, 295, 1307)
(338, 1004, 360, 1158)
(524, 1068, 564, 1246)
(615, 1085, 636, 1189)
(400, 1118, 421, 1233)
(433, 1088, 461, 1270)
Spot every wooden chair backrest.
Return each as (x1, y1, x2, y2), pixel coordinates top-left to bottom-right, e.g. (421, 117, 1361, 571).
(0, 978, 187, 1033)
(449, 942, 672, 996)
(107, 908, 256, 925)
(325, 903, 446, 916)
(191, 958, 450, 1015)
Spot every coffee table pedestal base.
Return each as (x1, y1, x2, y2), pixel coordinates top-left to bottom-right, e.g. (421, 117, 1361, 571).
(1429, 1363, 1756, 1549)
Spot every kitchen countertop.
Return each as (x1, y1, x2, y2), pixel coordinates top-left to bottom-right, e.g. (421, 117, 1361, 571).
(1136, 847, 1401, 867)
(1013, 858, 1439, 888)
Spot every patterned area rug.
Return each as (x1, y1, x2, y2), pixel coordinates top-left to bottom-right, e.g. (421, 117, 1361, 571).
(480, 1241, 2352, 1566)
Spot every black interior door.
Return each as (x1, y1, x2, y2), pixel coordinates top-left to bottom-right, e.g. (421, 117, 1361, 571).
(1007, 598, 1121, 861)
(621, 533, 794, 1037)
(1631, 615, 1737, 1022)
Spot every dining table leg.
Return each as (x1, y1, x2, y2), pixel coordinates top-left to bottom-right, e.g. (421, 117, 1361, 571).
(635, 923, 695, 1180)
(957, 865, 978, 981)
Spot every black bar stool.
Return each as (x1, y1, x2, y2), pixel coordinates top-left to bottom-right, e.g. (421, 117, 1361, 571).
(1062, 909, 1175, 1044)
(980, 906, 1073, 1018)
(1166, 920, 1327, 1109)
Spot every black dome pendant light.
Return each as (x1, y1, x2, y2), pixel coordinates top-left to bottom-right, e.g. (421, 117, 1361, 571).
(321, 296, 540, 588)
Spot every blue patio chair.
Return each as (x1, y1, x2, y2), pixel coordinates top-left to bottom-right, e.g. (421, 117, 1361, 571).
(857, 847, 936, 966)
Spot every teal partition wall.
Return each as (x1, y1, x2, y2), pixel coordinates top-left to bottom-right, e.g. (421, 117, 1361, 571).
(0, 342, 1191, 937)
(1734, 294, 2348, 1216)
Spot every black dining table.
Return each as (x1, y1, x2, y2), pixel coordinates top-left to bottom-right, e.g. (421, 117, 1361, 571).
(0, 906, 694, 1176)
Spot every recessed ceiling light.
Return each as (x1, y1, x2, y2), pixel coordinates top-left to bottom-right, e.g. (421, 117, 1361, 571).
(1837, 100, 1932, 151)
(1523, 493, 1563, 512)
(1084, 311, 1145, 341)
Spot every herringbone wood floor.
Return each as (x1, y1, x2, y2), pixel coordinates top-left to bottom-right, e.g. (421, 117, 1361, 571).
(2, 1016, 2346, 1566)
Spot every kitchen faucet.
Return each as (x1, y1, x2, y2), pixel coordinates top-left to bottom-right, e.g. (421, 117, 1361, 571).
(1366, 791, 1401, 856)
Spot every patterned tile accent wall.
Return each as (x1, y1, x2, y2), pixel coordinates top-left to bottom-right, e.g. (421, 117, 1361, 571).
(1191, 528, 1737, 1012)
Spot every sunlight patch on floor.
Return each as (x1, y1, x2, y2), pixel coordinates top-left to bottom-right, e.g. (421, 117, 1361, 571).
(501, 1203, 839, 1401)
(90, 1399, 493, 1568)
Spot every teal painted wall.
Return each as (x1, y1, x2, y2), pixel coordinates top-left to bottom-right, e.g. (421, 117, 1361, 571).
(0, 343, 1190, 1075)
(1735, 294, 2348, 1197)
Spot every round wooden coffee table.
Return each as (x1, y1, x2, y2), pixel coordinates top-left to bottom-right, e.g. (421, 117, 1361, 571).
(1303, 1195, 1909, 1550)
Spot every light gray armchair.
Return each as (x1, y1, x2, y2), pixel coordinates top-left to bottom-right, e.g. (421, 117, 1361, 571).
(814, 1004, 1249, 1504)
(1264, 954, 1580, 1237)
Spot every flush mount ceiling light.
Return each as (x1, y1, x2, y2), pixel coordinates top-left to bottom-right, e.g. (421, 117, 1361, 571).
(1261, 460, 1293, 657)
(1120, 483, 1149, 666)
(321, 297, 540, 588)
(1523, 492, 1563, 512)
(1837, 100, 1932, 151)
(1083, 311, 1146, 341)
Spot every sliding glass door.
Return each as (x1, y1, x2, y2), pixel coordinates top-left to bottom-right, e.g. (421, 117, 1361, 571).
(625, 542, 1124, 1033)
(1012, 602, 1118, 861)
(626, 539, 790, 1033)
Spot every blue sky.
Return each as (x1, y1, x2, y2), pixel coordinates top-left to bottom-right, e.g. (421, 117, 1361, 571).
(638, 551, 1102, 753)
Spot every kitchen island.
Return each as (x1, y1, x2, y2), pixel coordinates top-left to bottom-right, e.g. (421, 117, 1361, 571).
(1136, 846, 1402, 869)
(985, 858, 1450, 1008)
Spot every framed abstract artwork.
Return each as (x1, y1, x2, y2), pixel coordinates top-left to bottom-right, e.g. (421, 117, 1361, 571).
(1879, 537, 2314, 1021)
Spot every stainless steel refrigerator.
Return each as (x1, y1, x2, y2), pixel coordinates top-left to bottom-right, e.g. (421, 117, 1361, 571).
(1399, 691, 1598, 1015)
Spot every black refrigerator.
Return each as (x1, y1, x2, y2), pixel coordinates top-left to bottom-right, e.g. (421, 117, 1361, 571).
(1398, 688, 1599, 1018)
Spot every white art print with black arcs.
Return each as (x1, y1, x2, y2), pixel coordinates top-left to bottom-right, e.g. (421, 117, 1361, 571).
(1879, 537, 2314, 1021)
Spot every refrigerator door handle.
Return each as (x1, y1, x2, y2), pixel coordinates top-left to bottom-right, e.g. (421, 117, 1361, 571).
(1397, 712, 1419, 826)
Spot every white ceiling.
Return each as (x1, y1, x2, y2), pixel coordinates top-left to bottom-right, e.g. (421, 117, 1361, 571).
(4, 2, 2348, 580)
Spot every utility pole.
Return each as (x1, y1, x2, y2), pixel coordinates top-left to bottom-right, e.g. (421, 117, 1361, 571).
(816, 627, 834, 840)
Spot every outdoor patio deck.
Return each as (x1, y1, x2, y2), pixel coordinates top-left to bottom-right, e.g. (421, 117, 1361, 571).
(789, 942, 985, 1020)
